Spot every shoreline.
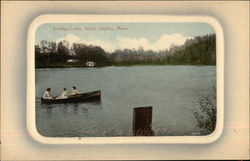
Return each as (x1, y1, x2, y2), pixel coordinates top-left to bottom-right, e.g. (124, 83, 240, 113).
(35, 64, 216, 69)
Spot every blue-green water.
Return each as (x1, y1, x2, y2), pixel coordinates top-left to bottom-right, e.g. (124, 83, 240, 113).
(36, 66, 216, 137)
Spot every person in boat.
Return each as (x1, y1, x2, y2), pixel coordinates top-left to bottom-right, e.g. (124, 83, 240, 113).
(42, 88, 53, 99)
(70, 86, 80, 95)
(56, 88, 68, 99)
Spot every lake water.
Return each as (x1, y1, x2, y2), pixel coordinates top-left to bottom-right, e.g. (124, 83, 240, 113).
(36, 65, 216, 137)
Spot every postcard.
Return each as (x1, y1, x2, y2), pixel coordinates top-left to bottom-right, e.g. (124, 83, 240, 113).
(27, 15, 224, 144)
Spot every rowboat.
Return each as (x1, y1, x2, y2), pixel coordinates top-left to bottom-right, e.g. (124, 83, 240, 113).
(41, 90, 101, 104)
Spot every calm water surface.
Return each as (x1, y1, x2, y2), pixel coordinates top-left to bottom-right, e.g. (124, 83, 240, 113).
(36, 66, 216, 137)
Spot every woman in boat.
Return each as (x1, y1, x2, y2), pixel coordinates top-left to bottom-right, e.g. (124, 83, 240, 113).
(70, 86, 80, 95)
(56, 88, 68, 99)
(42, 88, 53, 99)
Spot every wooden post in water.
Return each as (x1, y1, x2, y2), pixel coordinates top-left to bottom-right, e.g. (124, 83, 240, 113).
(133, 106, 154, 136)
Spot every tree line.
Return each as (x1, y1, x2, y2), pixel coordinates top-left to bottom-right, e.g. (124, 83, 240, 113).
(35, 34, 216, 68)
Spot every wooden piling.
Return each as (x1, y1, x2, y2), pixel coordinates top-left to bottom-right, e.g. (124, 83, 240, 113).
(133, 106, 154, 136)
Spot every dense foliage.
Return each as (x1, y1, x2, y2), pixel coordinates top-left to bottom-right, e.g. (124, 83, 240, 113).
(166, 34, 216, 65)
(192, 85, 216, 135)
(35, 34, 216, 68)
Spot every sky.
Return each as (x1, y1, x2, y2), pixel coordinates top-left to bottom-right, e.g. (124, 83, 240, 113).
(35, 22, 215, 52)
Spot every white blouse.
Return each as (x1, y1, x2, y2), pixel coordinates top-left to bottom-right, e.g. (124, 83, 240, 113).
(43, 91, 52, 99)
(60, 91, 67, 98)
(71, 89, 80, 95)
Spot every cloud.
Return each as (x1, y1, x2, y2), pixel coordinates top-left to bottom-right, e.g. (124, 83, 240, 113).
(56, 34, 81, 46)
(56, 34, 114, 52)
(117, 33, 190, 51)
(56, 33, 190, 52)
(117, 37, 150, 50)
(151, 33, 191, 50)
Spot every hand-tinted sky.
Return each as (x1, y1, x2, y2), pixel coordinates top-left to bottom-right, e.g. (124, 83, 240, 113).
(35, 22, 215, 52)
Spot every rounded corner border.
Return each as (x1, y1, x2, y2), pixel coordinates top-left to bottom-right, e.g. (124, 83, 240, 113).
(26, 14, 224, 145)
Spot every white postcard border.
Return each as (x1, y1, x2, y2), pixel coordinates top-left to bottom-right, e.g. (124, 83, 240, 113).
(27, 14, 224, 144)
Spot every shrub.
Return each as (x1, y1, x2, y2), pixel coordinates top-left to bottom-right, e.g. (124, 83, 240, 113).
(193, 85, 216, 135)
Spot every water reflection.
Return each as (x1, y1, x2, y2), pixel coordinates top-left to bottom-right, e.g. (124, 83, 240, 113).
(40, 100, 102, 116)
(62, 105, 69, 114)
(46, 107, 52, 115)
(81, 106, 89, 113)
(36, 66, 216, 137)
(73, 103, 79, 114)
